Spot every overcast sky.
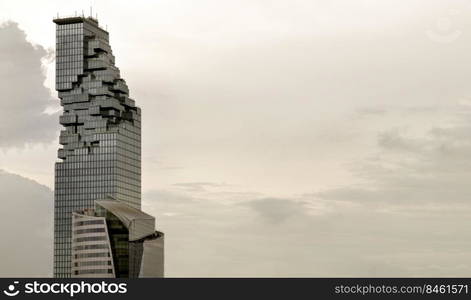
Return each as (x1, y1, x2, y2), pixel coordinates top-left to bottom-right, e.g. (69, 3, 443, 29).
(2, 0, 471, 276)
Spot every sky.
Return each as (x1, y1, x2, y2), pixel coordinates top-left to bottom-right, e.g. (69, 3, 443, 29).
(1, 0, 471, 276)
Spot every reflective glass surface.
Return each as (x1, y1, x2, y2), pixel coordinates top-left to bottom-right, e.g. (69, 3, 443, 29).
(53, 17, 141, 278)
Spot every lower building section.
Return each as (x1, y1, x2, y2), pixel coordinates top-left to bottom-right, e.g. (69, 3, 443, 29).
(71, 211, 115, 278)
(140, 232, 165, 277)
(71, 198, 164, 278)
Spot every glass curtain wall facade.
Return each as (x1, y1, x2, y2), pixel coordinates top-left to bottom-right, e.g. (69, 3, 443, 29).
(53, 16, 141, 278)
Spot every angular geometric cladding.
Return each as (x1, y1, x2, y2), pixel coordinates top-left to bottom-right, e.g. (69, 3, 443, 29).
(53, 15, 142, 278)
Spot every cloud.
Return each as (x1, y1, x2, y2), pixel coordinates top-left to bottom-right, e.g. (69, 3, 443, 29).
(318, 105, 471, 209)
(301, 102, 471, 276)
(140, 101, 471, 277)
(0, 170, 52, 277)
(377, 130, 427, 154)
(4, 1, 471, 277)
(171, 182, 230, 192)
(145, 186, 471, 277)
(0, 21, 58, 148)
(243, 198, 307, 224)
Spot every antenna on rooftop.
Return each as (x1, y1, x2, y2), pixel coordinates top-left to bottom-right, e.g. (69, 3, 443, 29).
(90, 6, 92, 18)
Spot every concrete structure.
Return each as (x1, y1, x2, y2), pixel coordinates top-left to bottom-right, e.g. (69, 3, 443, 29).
(72, 199, 164, 278)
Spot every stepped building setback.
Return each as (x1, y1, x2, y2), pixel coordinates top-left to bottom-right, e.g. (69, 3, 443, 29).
(53, 15, 163, 278)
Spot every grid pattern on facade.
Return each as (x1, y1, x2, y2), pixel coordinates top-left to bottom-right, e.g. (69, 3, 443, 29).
(71, 212, 115, 278)
(53, 16, 141, 278)
(71, 201, 164, 278)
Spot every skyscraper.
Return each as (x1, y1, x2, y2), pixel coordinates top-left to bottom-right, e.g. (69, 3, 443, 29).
(53, 15, 157, 278)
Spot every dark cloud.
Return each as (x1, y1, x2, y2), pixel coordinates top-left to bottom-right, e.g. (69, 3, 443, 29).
(0, 21, 59, 148)
(0, 170, 52, 277)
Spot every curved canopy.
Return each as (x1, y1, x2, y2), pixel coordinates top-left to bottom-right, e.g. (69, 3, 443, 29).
(95, 199, 155, 241)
